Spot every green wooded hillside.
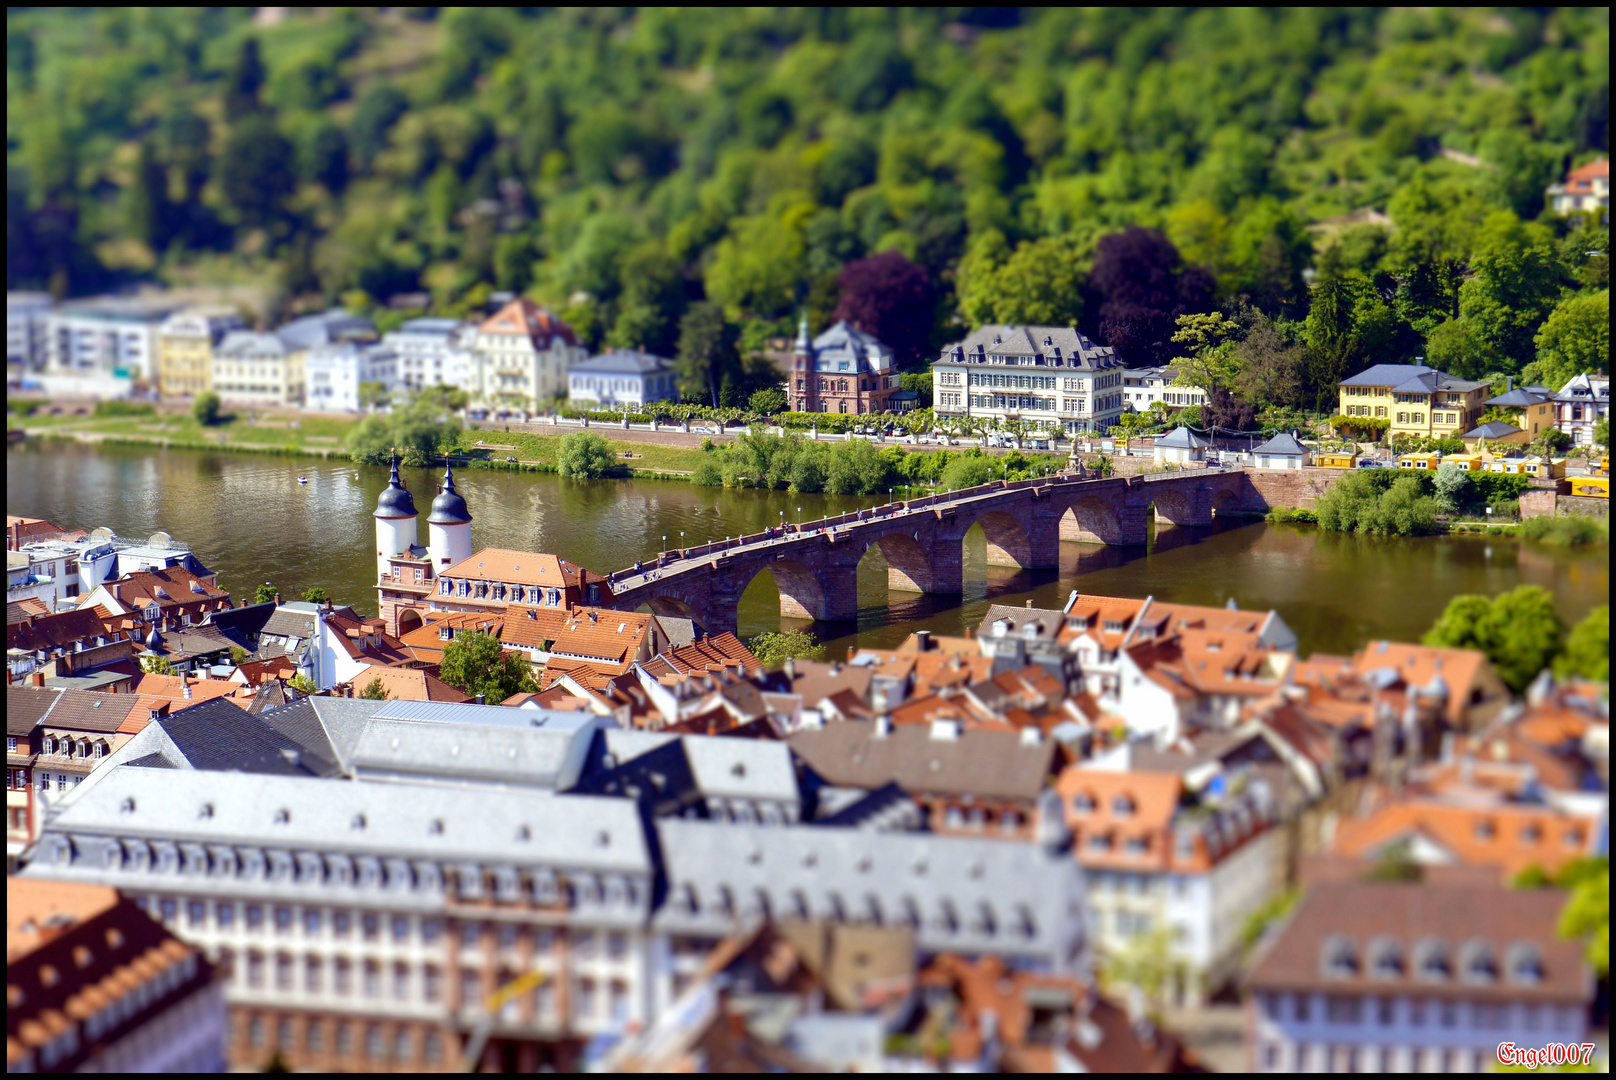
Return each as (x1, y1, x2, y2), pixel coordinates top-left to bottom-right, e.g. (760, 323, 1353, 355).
(6, 8, 1609, 407)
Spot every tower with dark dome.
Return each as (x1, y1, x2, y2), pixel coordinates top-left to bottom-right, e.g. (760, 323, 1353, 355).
(373, 454, 419, 581)
(427, 462, 473, 571)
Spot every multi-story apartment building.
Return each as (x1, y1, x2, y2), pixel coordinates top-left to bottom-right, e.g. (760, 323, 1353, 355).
(1055, 762, 1282, 1006)
(1246, 879, 1593, 1073)
(1545, 157, 1609, 221)
(786, 319, 906, 416)
(470, 299, 585, 410)
(155, 308, 246, 399)
(384, 318, 474, 394)
(6, 290, 53, 370)
(304, 342, 398, 414)
(1550, 373, 1609, 448)
(932, 326, 1126, 433)
(1122, 366, 1208, 415)
(211, 331, 301, 408)
(8, 877, 227, 1073)
(46, 296, 183, 381)
(1337, 364, 1490, 440)
(568, 349, 680, 410)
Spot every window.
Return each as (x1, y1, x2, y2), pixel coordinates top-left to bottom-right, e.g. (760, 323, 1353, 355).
(394, 1028, 413, 1063)
(187, 900, 207, 927)
(362, 913, 380, 942)
(249, 1015, 266, 1049)
(422, 918, 441, 944)
(393, 962, 411, 1001)
(246, 904, 264, 931)
(306, 1020, 324, 1055)
(460, 969, 481, 1008)
(1325, 995, 1361, 1023)
(246, 952, 265, 989)
(1376, 996, 1394, 1025)
(578, 978, 598, 1018)
(1072, 792, 1095, 814)
(159, 897, 178, 923)
(334, 959, 353, 996)
(573, 930, 596, 958)
(303, 908, 321, 935)
(274, 906, 292, 933)
(305, 956, 323, 994)
(276, 953, 294, 991)
(1294, 994, 1311, 1021)
(364, 961, 381, 998)
(332, 911, 350, 939)
(423, 966, 442, 1003)
(392, 915, 410, 943)
(365, 1025, 385, 1062)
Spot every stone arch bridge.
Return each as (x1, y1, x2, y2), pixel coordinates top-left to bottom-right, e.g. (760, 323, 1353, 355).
(606, 469, 1286, 636)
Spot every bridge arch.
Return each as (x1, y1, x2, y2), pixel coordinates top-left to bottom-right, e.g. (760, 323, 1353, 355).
(1059, 496, 1126, 545)
(742, 558, 830, 622)
(396, 609, 424, 637)
(873, 531, 938, 593)
(965, 510, 1032, 568)
(640, 594, 708, 630)
(1213, 487, 1240, 518)
(1149, 486, 1200, 527)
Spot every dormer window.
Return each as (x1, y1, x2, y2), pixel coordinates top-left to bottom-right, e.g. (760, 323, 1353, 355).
(1321, 935, 1357, 979)
(1112, 795, 1135, 817)
(1460, 940, 1497, 984)
(439, 627, 453, 641)
(1414, 938, 1449, 981)
(1072, 792, 1096, 814)
(1507, 943, 1543, 986)
(1368, 937, 1402, 980)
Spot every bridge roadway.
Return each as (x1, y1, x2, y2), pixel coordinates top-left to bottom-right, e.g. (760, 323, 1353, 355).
(603, 466, 1270, 636)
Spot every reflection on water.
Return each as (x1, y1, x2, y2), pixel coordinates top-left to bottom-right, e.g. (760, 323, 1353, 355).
(9, 441, 1609, 658)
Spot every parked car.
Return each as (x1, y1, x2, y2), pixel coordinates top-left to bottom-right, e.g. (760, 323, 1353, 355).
(1356, 458, 1386, 468)
(505, 455, 518, 462)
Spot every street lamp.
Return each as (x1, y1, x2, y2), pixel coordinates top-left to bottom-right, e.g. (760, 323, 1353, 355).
(796, 507, 802, 525)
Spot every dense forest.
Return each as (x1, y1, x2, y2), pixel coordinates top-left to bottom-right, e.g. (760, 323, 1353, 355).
(6, 8, 1609, 412)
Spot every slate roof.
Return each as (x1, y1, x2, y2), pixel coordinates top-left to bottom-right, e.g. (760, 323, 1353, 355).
(804, 320, 894, 374)
(1251, 432, 1309, 456)
(7, 686, 59, 734)
(276, 308, 375, 350)
(1340, 364, 1486, 392)
(155, 697, 320, 775)
(214, 330, 287, 360)
(204, 601, 278, 649)
(569, 349, 673, 375)
(1462, 421, 1524, 440)
(427, 466, 472, 525)
(941, 326, 1118, 370)
(345, 715, 597, 789)
(1484, 387, 1549, 408)
(7, 608, 121, 653)
(260, 603, 323, 641)
(33, 768, 651, 874)
(37, 690, 142, 734)
(789, 720, 1056, 802)
(1155, 426, 1213, 449)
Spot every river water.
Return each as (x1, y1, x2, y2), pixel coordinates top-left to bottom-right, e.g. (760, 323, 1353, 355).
(8, 442, 1608, 659)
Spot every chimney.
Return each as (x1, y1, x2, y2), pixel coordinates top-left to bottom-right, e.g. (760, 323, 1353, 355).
(31, 671, 45, 688)
(873, 715, 892, 738)
(1020, 726, 1042, 746)
(474, 693, 486, 705)
(1025, 599, 1034, 608)
(847, 645, 857, 661)
(182, 673, 193, 699)
(915, 630, 932, 652)
(929, 718, 961, 741)
(274, 591, 282, 605)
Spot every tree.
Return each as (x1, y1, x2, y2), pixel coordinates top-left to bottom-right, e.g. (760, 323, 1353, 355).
(556, 431, 617, 479)
(229, 646, 250, 666)
(140, 654, 175, 675)
(192, 391, 222, 426)
(608, 244, 687, 357)
(957, 230, 1086, 329)
(1555, 605, 1609, 682)
(301, 586, 329, 605)
(1431, 461, 1471, 514)
(1557, 864, 1610, 977)
(747, 629, 826, 667)
(1594, 417, 1610, 450)
(941, 451, 997, 490)
(675, 303, 741, 408)
(1089, 226, 1214, 367)
(1169, 311, 1241, 396)
(832, 250, 936, 367)
(288, 673, 317, 695)
(357, 380, 390, 412)
(123, 140, 172, 252)
(1316, 471, 1439, 536)
(219, 115, 296, 227)
(1303, 250, 1401, 402)
(254, 583, 279, 605)
(300, 122, 349, 194)
(1203, 386, 1255, 431)
(348, 84, 409, 171)
(1523, 290, 1610, 393)
(358, 676, 389, 700)
(1457, 212, 1564, 375)
(1233, 313, 1307, 410)
(748, 387, 787, 416)
(1423, 585, 1565, 692)
(224, 37, 265, 121)
(439, 630, 538, 702)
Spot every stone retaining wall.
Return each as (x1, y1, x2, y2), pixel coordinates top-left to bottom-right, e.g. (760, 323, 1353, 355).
(1243, 467, 1349, 510)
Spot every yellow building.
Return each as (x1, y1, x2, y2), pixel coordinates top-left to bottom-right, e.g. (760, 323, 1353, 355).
(1483, 455, 1564, 479)
(1397, 451, 1442, 470)
(154, 309, 244, 398)
(1442, 452, 1486, 472)
(1338, 364, 1490, 440)
(1313, 450, 1357, 469)
(1569, 476, 1609, 498)
(1482, 385, 1557, 440)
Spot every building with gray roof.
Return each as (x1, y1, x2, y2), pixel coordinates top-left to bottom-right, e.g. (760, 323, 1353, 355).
(932, 325, 1126, 434)
(1250, 432, 1310, 470)
(567, 349, 678, 409)
(1154, 425, 1213, 464)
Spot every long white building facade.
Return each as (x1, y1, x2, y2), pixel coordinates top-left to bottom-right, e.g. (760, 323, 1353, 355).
(931, 325, 1127, 433)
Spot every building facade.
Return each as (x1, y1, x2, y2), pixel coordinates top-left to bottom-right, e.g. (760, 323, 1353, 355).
(1545, 157, 1609, 221)
(212, 332, 301, 408)
(787, 319, 905, 415)
(45, 297, 181, 381)
(1337, 364, 1490, 440)
(304, 342, 398, 414)
(932, 326, 1126, 433)
(470, 299, 585, 409)
(384, 318, 475, 394)
(1550, 374, 1609, 448)
(1123, 366, 1207, 415)
(568, 350, 679, 410)
(155, 309, 246, 399)
(1246, 880, 1593, 1074)
(6, 291, 53, 371)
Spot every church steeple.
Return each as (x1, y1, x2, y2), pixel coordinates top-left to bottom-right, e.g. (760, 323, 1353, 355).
(795, 312, 811, 354)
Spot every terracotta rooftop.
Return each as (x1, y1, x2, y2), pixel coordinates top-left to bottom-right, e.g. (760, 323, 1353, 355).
(346, 663, 472, 703)
(1329, 797, 1597, 882)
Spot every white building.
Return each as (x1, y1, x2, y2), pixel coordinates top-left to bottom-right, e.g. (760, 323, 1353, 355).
(1123, 366, 1208, 414)
(1251, 432, 1310, 470)
(212, 331, 300, 408)
(304, 343, 398, 414)
(931, 325, 1126, 434)
(6, 290, 53, 371)
(1246, 880, 1593, 1073)
(1545, 158, 1608, 221)
(470, 299, 585, 409)
(1154, 426, 1213, 464)
(567, 349, 679, 410)
(383, 318, 474, 394)
(45, 296, 182, 381)
(1550, 373, 1609, 448)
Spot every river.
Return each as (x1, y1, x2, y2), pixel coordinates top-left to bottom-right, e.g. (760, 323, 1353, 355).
(8, 442, 1608, 658)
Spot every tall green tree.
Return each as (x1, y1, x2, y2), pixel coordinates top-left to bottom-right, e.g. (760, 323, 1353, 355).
(123, 140, 172, 252)
(957, 230, 1085, 328)
(1555, 605, 1609, 683)
(224, 36, 265, 121)
(1456, 212, 1564, 376)
(676, 303, 742, 409)
(219, 115, 296, 227)
(1523, 290, 1610, 392)
(1303, 249, 1400, 405)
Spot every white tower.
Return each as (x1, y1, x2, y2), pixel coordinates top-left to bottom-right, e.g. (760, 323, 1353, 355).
(373, 454, 419, 581)
(427, 463, 474, 572)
